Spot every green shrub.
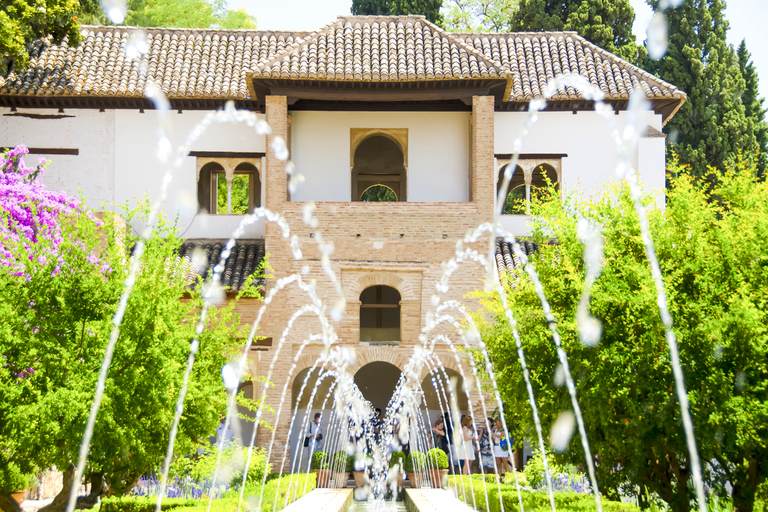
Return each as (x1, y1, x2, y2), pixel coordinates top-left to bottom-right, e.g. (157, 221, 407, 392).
(389, 451, 405, 469)
(332, 451, 347, 472)
(404, 451, 425, 473)
(426, 448, 449, 469)
(345, 454, 354, 473)
(170, 443, 270, 488)
(0, 462, 36, 493)
(310, 451, 328, 470)
(159, 473, 317, 512)
(100, 497, 197, 512)
(522, 449, 562, 490)
(449, 476, 640, 512)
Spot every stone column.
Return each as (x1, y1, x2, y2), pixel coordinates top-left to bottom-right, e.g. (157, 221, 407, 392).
(471, 95, 495, 222)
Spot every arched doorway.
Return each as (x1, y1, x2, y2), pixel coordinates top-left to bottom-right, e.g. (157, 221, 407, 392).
(351, 135, 407, 202)
(497, 164, 525, 215)
(354, 361, 402, 411)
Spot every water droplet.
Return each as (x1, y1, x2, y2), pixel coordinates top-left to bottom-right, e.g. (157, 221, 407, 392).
(735, 371, 746, 391)
(125, 30, 148, 60)
(101, 0, 127, 24)
(157, 136, 172, 164)
(713, 344, 723, 360)
(302, 202, 318, 228)
(221, 364, 239, 390)
(271, 136, 289, 161)
(255, 119, 271, 135)
(464, 325, 481, 345)
(579, 316, 602, 347)
(554, 364, 565, 387)
(431, 294, 440, 307)
(144, 81, 170, 113)
(550, 411, 575, 452)
(647, 13, 669, 60)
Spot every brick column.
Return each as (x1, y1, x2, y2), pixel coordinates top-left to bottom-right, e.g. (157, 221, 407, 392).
(471, 95, 495, 222)
(264, 95, 288, 214)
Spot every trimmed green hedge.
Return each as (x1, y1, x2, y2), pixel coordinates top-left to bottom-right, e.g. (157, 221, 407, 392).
(449, 476, 640, 512)
(103, 474, 316, 512)
(100, 497, 197, 512)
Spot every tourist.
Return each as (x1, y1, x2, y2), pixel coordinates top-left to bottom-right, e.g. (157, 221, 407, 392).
(479, 418, 495, 472)
(491, 418, 511, 474)
(443, 411, 454, 445)
(431, 418, 446, 451)
(372, 408, 384, 444)
(459, 415, 476, 475)
(306, 412, 323, 454)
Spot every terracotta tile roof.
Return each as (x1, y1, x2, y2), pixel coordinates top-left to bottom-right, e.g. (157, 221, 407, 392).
(178, 239, 265, 290)
(0, 27, 306, 100)
(456, 32, 684, 102)
(251, 16, 503, 81)
(0, 16, 683, 110)
(495, 238, 538, 275)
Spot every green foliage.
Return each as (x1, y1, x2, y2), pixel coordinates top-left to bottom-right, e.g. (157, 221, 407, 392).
(737, 40, 768, 178)
(644, 0, 759, 178)
(100, 497, 197, 512)
(389, 450, 405, 469)
(509, 0, 644, 63)
(0, 462, 35, 493)
(351, 0, 443, 24)
(360, 184, 398, 202)
(0, 0, 83, 70)
(345, 454, 354, 473)
(124, 0, 256, 28)
(404, 450, 425, 473)
(0, 193, 265, 496)
(521, 449, 561, 490)
(442, 0, 518, 32)
(448, 475, 639, 511)
(426, 448, 449, 469)
(476, 155, 768, 509)
(310, 451, 328, 470)
(332, 450, 348, 472)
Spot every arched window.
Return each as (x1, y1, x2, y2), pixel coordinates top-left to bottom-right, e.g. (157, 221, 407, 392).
(359, 285, 401, 342)
(497, 164, 526, 215)
(497, 160, 560, 215)
(352, 135, 406, 202)
(197, 158, 261, 214)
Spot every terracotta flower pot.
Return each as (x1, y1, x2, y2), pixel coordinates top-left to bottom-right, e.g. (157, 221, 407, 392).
(316, 469, 332, 488)
(427, 469, 449, 488)
(353, 471, 366, 488)
(10, 492, 25, 505)
(406, 472, 424, 488)
(333, 472, 348, 488)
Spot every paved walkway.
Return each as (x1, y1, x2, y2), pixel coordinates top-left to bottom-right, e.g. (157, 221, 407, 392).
(282, 488, 353, 512)
(404, 489, 475, 512)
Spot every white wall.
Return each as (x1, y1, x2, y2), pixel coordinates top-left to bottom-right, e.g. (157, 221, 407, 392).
(0, 108, 115, 207)
(114, 109, 267, 239)
(495, 109, 666, 235)
(290, 111, 470, 202)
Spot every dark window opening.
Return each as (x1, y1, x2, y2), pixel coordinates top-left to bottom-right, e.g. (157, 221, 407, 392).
(497, 164, 526, 215)
(198, 161, 261, 214)
(360, 285, 401, 343)
(352, 135, 406, 202)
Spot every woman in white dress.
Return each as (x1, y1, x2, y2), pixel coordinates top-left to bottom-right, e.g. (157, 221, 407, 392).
(491, 418, 510, 474)
(459, 415, 476, 475)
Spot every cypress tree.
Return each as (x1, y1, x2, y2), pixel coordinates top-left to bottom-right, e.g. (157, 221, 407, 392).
(645, 0, 758, 178)
(737, 39, 768, 177)
(351, 0, 444, 24)
(510, 0, 644, 63)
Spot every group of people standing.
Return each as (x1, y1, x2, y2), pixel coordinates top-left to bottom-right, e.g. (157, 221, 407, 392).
(431, 414, 512, 475)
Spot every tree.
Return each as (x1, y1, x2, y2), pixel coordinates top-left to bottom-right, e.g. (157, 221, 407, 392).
(0, 0, 83, 71)
(509, 0, 644, 63)
(737, 40, 768, 178)
(0, 147, 262, 512)
(476, 156, 768, 511)
(644, 0, 758, 178)
(442, 0, 518, 32)
(124, 0, 256, 29)
(351, 0, 443, 25)
(351, 0, 392, 16)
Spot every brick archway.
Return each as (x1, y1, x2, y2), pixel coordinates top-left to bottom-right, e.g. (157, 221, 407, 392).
(345, 271, 419, 302)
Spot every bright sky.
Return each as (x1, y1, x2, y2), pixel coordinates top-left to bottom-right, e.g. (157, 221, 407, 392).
(229, 0, 768, 104)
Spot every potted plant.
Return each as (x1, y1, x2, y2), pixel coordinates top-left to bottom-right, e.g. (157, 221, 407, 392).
(352, 453, 367, 488)
(311, 451, 331, 488)
(1, 463, 35, 505)
(388, 451, 405, 489)
(426, 448, 449, 488)
(404, 450, 425, 488)
(332, 451, 349, 488)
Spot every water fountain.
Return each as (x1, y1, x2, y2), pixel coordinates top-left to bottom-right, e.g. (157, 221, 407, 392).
(14, 6, 707, 512)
